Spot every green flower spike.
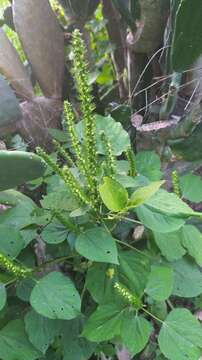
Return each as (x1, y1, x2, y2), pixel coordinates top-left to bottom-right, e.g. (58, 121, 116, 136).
(114, 282, 142, 310)
(53, 139, 74, 167)
(0, 253, 32, 279)
(171, 170, 181, 197)
(63, 101, 86, 174)
(125, 147, 136, 177)
(101, 132, 115, 176)
(36, 147, 90, 207)
(71, 29, 98, 203)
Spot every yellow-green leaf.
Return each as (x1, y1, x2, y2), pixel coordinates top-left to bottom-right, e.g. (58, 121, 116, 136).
(129, 181, 164, 207)
(99, 177, 128, 212)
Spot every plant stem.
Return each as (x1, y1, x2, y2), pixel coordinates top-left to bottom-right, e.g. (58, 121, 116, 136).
(115, 238, 152, 259)
(33, 255, 77, 272)
(167, 299, 174, 310)
(143, 308, 164, 324)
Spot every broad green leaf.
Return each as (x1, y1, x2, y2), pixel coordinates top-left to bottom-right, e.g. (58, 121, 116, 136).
(0, 191, 36, 231)
(0, 225, 24, 258)
(41, 221, 69, 244)
(136, 151, 162, 181)
(150, 301, 168, 321)
(122, 314, 153, 355)
(61, 317, 96, 360)
(171, 0, 202, 71)
(115, 160, 130, 175)
(99, 177, 128, 212)
(0, 189, 28, 206)
(136, 205, 185, 233)
(76, 228, 119, 264)
(180, 173, 202, 203)
(82, 303, 125, 342)
(30, 272, 81, 320)
(86, 263, 115, 304)
(87, 114, 130, 156)
(25, 310, 61, 354)
(0, 283, 6, 311)
(130, 181, 164, 207)
(114, 174, 149, 188)
(181, 225, 202, 266)
(119, 251, 150, 296)
(144, 189, 198, 217)
(153, 230, 186, 261)
(145, 266, 174, 301)
(158, 308, 202, 360)
(172, 257, 202, 297)
(0, 75, 21, 126)
(16, 278, 35, 302)
(48, 128, 69, 142)
(0, 320, 39, 360)
(76, 114, 130, 156)
(40, 189, 79, 212)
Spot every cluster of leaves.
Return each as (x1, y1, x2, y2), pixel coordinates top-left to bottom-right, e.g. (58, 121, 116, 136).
(0, 29, 202, 360)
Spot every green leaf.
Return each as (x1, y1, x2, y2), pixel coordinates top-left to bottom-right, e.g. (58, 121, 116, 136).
(129, 181, 164, 207)
(76, 114, 130, 156)
(30, 272, 81, 320)
(172, 257, 202, 297)
(86, 263, 115, 304)
(82, 303, 125, 342)
(171, 0, 202, 71)
(181, 225, 202, 266)
(99, 177, 128, 212)
(145, 266, 174, 301)
(144, 189, 197, 217)
(0, 191, 36, 247)
(0, 320, 40, 360)
(136, 151, 162, 181)
(0, 74, 21, 126)
(114, 174, 149, 188)
(0, 190, 36, 230)
(180, 173, 202, 203)
(48, 128, 69, 142)
(76, 228, 119, 264)
(153, 230, 186, 261)
(118, 251, 150, 296)
(0, 151, 46, 192)
(41, 189, 79, 212)
(122, 314, 153, 355)
(41, 221, 69, 244)
(16, 278, 35, 302)
(24, 310, 61, 354)
(136, 205, 185, 233)
(0, 225, 24, 258)
(0, 283, 6, 311)
(158, 308, 202, 360)
(61, 317, 96, 360)
(150, 301, 168, 321)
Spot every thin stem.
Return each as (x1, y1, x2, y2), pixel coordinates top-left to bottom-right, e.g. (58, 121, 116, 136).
(5, 277, 17, 287)
(167, 299, 174, 310)
(33, 255, 77, 272)
(122, 216, 142, 225)
(115, 239, 152, 259)
(143, 307, 164, 324)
